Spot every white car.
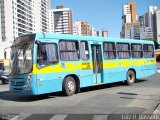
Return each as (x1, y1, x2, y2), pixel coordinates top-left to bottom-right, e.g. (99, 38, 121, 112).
(0, 71, 9, 85)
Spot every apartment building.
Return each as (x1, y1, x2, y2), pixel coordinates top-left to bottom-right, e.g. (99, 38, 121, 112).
(145, 6, 157, 28)
(140, 27, 153, 40)
(91, 27, 99, 37)
(50, 6, 73, 34)
(101, 29, 108, 37)
(0, 0, 50, 59)
(122, 2, 137, 24)
(121, 23, 140, 39)
(73, 20, 91, 36)
(0, 0, 14, 42)
(121, 2, 139, 39)
(35, 0, 50, 32)
(0, 0, 50, 43)
(138, 6, 157, 41)
(153, 9, 160, 44)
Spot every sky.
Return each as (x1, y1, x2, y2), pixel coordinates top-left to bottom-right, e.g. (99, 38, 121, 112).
(51, 0, 160, 38)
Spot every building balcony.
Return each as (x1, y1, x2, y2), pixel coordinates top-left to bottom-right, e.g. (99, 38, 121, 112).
(17, 1, 33, 13)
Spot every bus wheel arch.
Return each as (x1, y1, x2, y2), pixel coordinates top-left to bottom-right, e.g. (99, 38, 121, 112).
(62, 74, 80, 96)
(71, 74, 80, 93)
(126, 69, 136, 85)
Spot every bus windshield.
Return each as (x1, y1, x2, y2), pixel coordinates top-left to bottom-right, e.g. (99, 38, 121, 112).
(10, 34, 35, 75)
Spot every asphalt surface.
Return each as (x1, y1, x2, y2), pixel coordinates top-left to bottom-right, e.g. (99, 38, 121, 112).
(0, 63, 160, 119)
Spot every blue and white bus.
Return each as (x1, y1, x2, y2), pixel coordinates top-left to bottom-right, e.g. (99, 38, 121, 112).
(7, 33, 157, 96)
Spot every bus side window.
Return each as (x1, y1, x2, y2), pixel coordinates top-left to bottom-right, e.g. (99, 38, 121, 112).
(103, 42, 116, 59)
(143, 44, 154, 58)
(37, 43, 58, 67)
(59, 40, 79, 61)
(80, 41, 89, 60)
(117, 43, 130, 59)
(131, 44, 143, 58)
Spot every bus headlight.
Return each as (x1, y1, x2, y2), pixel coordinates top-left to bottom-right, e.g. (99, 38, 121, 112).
(24, 85, 31, 91)
(27, 73, 32, 83)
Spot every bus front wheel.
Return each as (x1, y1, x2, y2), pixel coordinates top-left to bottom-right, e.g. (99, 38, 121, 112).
(63, 76, 76, 96)
(126, 70, 136, 85)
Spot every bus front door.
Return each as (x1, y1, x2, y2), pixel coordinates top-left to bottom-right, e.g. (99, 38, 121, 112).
(91, 45, 103, 84)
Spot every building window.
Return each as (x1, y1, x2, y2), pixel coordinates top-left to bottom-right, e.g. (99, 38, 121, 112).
(80, 41, 89, 60)
(103, 42, 116, 59)
(37, 43, 58, 67)
(59, 40, 79, 61)
(143, 44, 154, 58)
(131, 44, 143, 58)
(117, 43, 130, 59)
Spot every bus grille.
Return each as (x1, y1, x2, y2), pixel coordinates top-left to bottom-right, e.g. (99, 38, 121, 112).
(13, 88, 23, 91)
(10, 81, 25, 86)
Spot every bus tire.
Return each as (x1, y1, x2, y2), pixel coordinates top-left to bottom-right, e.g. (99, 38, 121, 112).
(126, 70, 136, 85)
(63, 76, 76, 96)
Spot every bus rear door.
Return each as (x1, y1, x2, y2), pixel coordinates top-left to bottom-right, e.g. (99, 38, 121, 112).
(91, 44, 103, 84)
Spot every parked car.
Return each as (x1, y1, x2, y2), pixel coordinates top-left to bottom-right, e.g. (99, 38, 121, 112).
(0, 61, 9, 85)
(0, 74, 9, 85)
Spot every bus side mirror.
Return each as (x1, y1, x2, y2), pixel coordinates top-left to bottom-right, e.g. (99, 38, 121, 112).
(4, 51, 6, 59)
(35, 40, 40, 45)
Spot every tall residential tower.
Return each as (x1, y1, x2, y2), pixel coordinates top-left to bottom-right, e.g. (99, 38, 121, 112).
(49, 6, 73, 34)
(35, 0, 50, 32)
(0, 0, 51, 58)
(121, 2, 140, 39)
(153, 9, 160, 44)
(73, 20, 91, 36)
(138, 6, 157, 40)
(122, 2, 137, 24)
(0, 0, 50, 42)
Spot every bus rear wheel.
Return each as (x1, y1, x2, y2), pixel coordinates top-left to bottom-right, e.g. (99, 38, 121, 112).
(63, 76, 76, 96)
(126, 70, 136, 85)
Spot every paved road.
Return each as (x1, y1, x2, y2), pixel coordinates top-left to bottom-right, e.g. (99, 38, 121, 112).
(0, 64, 160, 119)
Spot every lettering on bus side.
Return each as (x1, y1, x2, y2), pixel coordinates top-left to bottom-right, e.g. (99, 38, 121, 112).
(150, 59, 156, 63)
(82, 62, 91, 70)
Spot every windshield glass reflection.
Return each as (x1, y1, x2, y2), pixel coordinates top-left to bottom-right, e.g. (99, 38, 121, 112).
(11, 43, 33, 75)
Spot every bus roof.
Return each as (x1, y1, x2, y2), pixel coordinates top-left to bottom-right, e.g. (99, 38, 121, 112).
(24, 32, 154, 44)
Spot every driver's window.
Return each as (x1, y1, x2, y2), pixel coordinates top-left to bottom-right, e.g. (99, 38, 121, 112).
(37, 43, 58, 67)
